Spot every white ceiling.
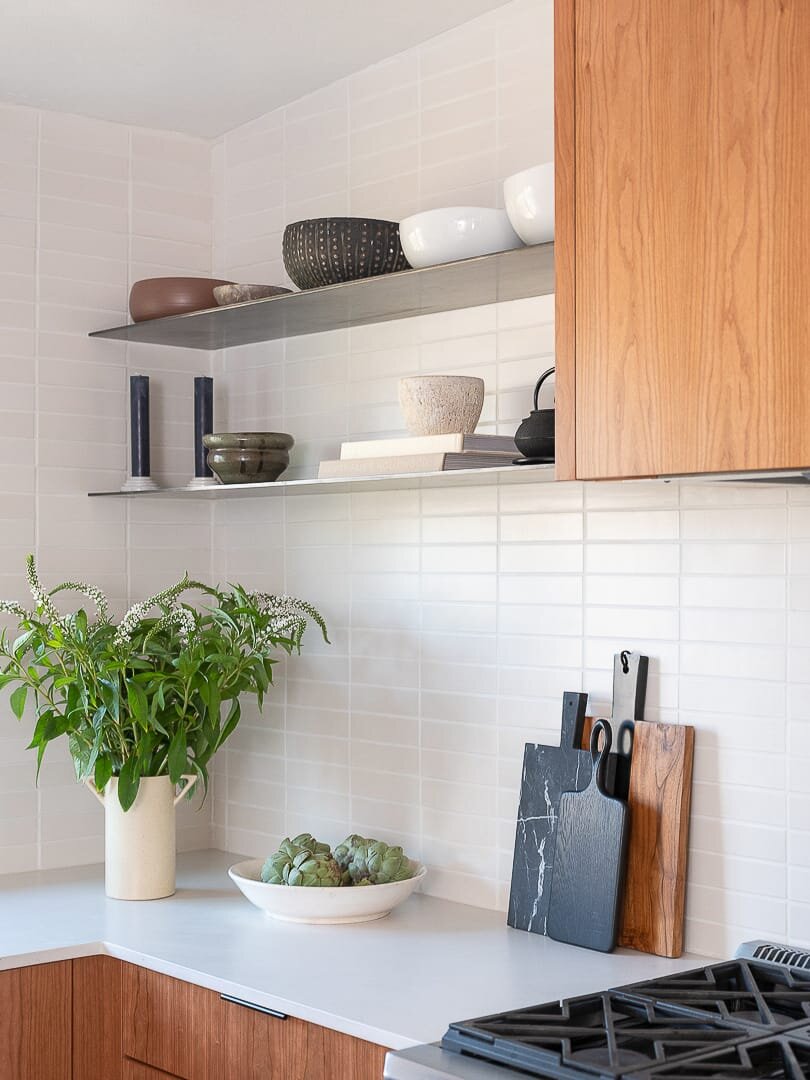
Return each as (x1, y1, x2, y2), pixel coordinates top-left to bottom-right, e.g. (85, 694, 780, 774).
(0, 1, 511, 139)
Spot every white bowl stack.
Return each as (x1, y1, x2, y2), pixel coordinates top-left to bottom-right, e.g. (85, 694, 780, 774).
(397, 163, 554, 270)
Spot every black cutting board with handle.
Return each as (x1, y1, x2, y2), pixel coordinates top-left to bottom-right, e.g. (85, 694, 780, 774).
(547, 719, 630, 952)
(507, 692, 593, 935)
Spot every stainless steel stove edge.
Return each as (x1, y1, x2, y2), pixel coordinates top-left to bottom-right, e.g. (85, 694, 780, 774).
(384, 1043, 513, 1080)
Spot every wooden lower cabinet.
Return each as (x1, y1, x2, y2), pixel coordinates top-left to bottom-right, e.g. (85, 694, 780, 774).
(2, 957, 386, 1078)
(119, 961, 386, 1080)
(73, 955, 124, 1080)
(0, 960, 72, 1080)
(218, 995, 388, 1080)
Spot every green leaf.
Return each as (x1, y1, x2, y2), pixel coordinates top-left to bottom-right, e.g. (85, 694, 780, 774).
(69, 732, 93, 781)
(9, 684, 27, 719)
(117, 757, 141, 811)
(126, 681, 148, 726)
(94, 755, 113, 793)
(167, 728, 187, 784)
(215, 699, 241, 751)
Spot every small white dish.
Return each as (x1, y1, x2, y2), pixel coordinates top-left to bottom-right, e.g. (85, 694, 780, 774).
(503, 163, 554, 245)
(399, 207, 523, 269)
(228, 859, 427, 924)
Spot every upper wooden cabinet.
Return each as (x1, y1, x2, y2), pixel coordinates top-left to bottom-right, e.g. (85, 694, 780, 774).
(554, 0, 810, 480)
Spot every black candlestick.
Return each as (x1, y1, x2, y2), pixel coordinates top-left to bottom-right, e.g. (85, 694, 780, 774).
(193, 376, 213, 479)
(121, 374, 158, 492)
(130, 374, 150, 477)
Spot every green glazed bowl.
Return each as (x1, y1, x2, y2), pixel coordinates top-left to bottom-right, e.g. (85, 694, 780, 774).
(204, 432, 294, 452)
(207, 447, 290, 484)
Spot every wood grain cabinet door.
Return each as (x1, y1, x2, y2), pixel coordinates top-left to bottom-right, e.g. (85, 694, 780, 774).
(73, 955, 124, 1080)
(571, 0, 810, 479)
(219, 997, 387, 1080)
(122, 964, 220, 1079)
(0, 961, 72, 1080)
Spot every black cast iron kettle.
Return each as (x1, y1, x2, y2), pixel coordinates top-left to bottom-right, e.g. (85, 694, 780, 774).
(514, 366, 555, 464)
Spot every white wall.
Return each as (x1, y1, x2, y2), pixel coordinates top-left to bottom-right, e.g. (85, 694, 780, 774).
(208, 0, 810, 959)
(0, 103, 214, 872)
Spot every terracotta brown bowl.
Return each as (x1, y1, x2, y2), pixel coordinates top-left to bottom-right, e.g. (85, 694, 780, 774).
(207, 447, 290, 485)
(282, 217, 410, 290)
(204, 432, 294, 453)
(129, 277, 235, 322)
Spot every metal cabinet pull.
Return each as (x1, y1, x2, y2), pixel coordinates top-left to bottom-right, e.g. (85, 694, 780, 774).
(221, 993, 287, 1020)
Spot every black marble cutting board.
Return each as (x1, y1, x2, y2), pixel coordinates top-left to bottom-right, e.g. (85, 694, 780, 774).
(507, 691, 594, 935)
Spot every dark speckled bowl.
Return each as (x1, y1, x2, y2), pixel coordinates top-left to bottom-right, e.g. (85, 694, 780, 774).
(282, 217, 410, 290)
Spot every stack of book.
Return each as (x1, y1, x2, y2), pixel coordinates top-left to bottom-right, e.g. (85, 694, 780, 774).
(318, 433, 518, 479)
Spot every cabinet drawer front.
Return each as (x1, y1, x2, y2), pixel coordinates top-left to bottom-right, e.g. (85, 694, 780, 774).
(122, 964, 218, 1079)
(221, 996, 387, 1080)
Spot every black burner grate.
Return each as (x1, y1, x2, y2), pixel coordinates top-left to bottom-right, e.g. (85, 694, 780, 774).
(618, 961, 810, 1030)
(636, 1026, 810, 1078)
(442, 992, 751, 1079)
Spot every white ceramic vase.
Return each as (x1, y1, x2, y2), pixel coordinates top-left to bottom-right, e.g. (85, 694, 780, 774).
(87, 774, 197, 900)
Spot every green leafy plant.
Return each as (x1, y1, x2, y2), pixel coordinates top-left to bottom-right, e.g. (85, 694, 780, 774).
(0, 556, 328, 810)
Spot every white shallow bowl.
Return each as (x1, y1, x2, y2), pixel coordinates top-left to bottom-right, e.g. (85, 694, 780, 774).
(228, 859, 427, 924)
(503, 163, 555, 245)
(399, 207, 523, 269)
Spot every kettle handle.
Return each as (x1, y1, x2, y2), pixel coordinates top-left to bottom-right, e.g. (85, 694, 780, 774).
(533, 367, 556, 411)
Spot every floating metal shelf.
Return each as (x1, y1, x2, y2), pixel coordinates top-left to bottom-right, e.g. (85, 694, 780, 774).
(88, 244, 554, 350)
(89, 463, 555, 499)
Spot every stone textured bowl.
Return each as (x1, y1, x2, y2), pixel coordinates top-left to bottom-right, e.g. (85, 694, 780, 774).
(398, 375, 485, 436)
(213, 283, 292, 306)
(129, 277, 234, 322)
(206, 447, 290, 485)
(282, 217, 410, 290)
(204, 432, 294, 452)
(228, 858, 426, 924)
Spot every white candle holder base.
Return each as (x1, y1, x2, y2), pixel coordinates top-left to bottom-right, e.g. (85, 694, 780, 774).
(120, 476, 160, 493)
(185, 476, 220, 490)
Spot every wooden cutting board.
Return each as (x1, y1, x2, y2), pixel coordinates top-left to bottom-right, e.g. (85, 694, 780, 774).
(547, 721, 630, 953)
(583, 717, 694, 958)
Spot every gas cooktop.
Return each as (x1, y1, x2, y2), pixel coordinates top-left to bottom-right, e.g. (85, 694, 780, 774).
(439, 945, 810, 1079)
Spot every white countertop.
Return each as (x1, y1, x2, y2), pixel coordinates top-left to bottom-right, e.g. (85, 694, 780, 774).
(0, 850, 710, 1051)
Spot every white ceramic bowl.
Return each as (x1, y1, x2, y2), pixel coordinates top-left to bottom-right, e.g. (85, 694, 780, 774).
(228, 859, 427, 924)
(398, 375, 485, 436)
(399, 207, 523, 269)
(503, 163, 554, 245)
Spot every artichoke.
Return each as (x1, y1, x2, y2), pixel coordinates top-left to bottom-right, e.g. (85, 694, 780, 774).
(334, 834, 414, 885)
(290, 832, 331, 857)
(334, 834, 367, 871)
(283, 850, 342, 888)
(260, 850, 293, 885)
(366, 842, 413, 884)
(260, 833, 331, 883)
